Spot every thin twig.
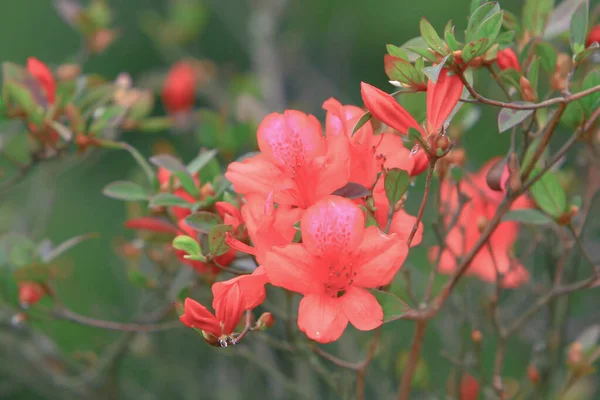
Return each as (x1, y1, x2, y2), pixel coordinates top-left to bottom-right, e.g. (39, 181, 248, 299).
(51, 307, 182, 332)
(397, 320, 428, 400)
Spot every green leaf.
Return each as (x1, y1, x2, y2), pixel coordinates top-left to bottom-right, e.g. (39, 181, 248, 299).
(422, 55, 450, 84)
(569, 0, 589, 54)
(5, 82, 42, 118)
(150, 193, 193, 208)
(530, 169, 568, 218)
(496, 31, 516, 44)
(352, 111, 372, 136)
(527, 56, 540, 99)
(472, 10, 504, 49)
(574, 42, 600, 64)
(401, 37, 432, 62)
(467, 2, 500, 42)
(502, 209, 553, 224)
(187, 149, 219, 174)
(149, 154, 186, 172)
(444, 21, 461, 51)
(502, 10, 521, 32)
(137, 116, 172, 132)
(580, 70, 600, 117)
(497, 105, 535, 133)
(370, 290, 412, 323)
(470, 0, 487, 15)
(384, 169, 410, 207)
(120, 142, 156, 188)
(462, 38, 490, 63)
(102, 181, 148, 201)
(534, 42, 557, 73)
(560, 100, 585, 128)
(386, 44, 409, 59)
(208, 224, 233, 257)
(385, 56, 425, 88)
(172, 235, 202, 257)
(332, 182, 371, 199)
(419, 18, 447, 55)
(172, 171, 200, 197)
(1, 234, 37, 268)
(89, 105, 127, 135)
(3, 131, 32, 165)
(523, 0, 555, 37)
(184, 212, 223, 234)
(405, 45, 438, 62)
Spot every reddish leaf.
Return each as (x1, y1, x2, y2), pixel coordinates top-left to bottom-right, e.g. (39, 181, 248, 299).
(124, 217, 179, 234)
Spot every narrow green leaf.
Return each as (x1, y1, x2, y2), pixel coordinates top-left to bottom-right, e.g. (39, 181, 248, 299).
(574, 42, 600, 64)
(419, 18, 447, 55)
(332, 182, 371, 199)
(534, 42, 557, 73)
(580, 70, 600, 117)
(528, 56, 540, 98)
(422, 55, 450, 83)
(102, 181, 148, 201)
(497, 105, 535, 133)
(187, 149, 218, 174)
(89, 105, 127, 135)
(370, 290, 412, 323)
(569, 0, 589, 54)
(496, 31, 516, 44)
(467, 2, 500, 42)
(462, 38, 490, 63)
(472, 10, 504, 48)
(523, 0, 555, 37)
(208, 224, 233, 257)
(150, 193, 193, 208)
(502, 209, 552, 224)
(184, 212, 223, 234)
(386, 44, 409, 59)
(352, 111, 372, 136)
(444, 21, 461, 51)
(384, 168, 411, 207)
(149, 154, 186, 172)
(172, 235, 202, 257)
(401, 37, 432, 62)
(119, 142, 156, 188)
(405, 45, 438, 62)
(530, 169, 568, 218)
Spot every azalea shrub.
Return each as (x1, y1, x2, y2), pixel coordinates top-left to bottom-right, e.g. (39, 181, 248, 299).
(1, 0, 600, 399)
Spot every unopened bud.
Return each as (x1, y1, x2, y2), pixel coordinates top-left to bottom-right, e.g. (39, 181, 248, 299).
(486, 158, 506, 192)
(567, 342, 584, 366)
(18, 282, 46, 308)
(257, 312, 275, 330)
(435, 135, 451, 154)
(477, 216, 488, 233)
(452, 50, 463, 65)
(471, 330, 483, 344)
(88, 29, 118, 54)
(557, 205, 579, 226)
(200, 182, 215, 199)
(469, 56, 483, 68)
(446, 148, 466, 166)
(551, 53, 573, 91)
(520, 76, 535, 102)
(56, 64, 81, 81)
(527, 364, 540, 384)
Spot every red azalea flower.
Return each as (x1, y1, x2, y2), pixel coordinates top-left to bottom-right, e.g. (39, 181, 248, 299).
(225, 110, 350, 210)
(180, 293, 243, 343)
(459, 374, 480, 400)
(263, 196, 408, 343)
(429, 158, 532, 288)
(212, 266, 268, 312)
(226, 193, 302, 264)
(322, 98, 383, 188)
(27, 57, 56, 105)
(18, 282, 46, 308)
(586, 25, 600, 47)
(215, 201, 244, 231)
(496, 48, 521, 72)
(162, 61, 197, 115)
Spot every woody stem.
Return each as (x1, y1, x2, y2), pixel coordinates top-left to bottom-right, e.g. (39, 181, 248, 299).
(397, 320, 428, 400)
(407, 161, 436, 246)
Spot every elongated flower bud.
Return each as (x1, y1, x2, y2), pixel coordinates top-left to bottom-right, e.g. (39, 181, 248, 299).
(496, 48, 520, 72)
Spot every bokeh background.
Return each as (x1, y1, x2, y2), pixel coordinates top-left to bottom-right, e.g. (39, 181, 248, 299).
(2, 0, 600, 399)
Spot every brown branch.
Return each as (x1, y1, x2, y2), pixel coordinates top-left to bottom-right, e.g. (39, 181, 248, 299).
(356, 328, 381, 400)
(51, 307, 182, 332)
(233, 310, 254, 343)
(458, 73, 600, 110)
(407, 161, 436, 246)
(397, 320, 428, 400)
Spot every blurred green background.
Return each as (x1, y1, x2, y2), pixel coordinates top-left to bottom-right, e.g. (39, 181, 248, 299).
(3, 0, 600, 399)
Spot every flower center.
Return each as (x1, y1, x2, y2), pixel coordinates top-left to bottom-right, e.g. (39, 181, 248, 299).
(325, 262, 356, 298)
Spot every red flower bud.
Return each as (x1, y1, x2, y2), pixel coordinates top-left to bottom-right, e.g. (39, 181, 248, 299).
(27, 57, 56, 105)
(587, 25, 600, 47)
(257, 312, 275, 330)
(18, 282, 46, 308)
(459, 374, 480, 400)
(162, 61, 197, 115)
(496, 48, 521, 72)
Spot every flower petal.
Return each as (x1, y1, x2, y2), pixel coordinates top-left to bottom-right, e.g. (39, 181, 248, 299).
(124, 217, 179, 234)
(225, 154, 283, 198)
(263, 244, 324, 295)
(257, 111, 326, 170)
(180, 298, 221, 336)
(388, 209, 424, 247)
(297, 293, 348, 343)
(301, 196, 365, 260)
(340, 286, 383, 331)
(426, 68, 463, 133)
(353, 226, 408, 288)
(213, 282, 245, 335)
(360, 82, 422, 135)
(212, 267, 268, 311)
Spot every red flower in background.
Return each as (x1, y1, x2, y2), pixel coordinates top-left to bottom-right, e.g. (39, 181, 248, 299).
(18, 282, 46, 308)
(586, 25, 600, 47)
(263, 196, 407, 343)
(361, 68, 463, 175)
(225, 110, 350, 211)
(496, 48, 521, 72)
(162, 61, 197, 115)
(459, 374, 480, 400)
(429, 158, 531, 288)
(27, 57, 56, 105)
